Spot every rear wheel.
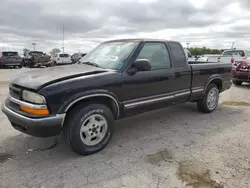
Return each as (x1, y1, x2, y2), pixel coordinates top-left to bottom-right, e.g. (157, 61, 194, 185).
(63, 103, 114, 155)
(28, 60, 33, 68)
(232, 80, 242, 86)
(197, 84, 219, 113)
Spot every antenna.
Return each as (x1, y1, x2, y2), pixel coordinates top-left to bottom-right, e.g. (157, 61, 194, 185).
(62, 24, 65, 53)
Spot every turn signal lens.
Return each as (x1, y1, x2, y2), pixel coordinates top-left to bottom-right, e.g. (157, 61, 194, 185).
(20, 106, 49, 115)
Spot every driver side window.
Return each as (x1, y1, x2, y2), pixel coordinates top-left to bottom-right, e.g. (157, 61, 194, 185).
(136, 42, 171, 70)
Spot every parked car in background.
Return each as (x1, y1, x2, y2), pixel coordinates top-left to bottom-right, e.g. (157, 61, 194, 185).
(52, 53, 72, 65)
(2, 38, 232, 155)
(23, 51, 52, 68)
(231, 57, 250, 85)
(0, 51, 22, 68)
(71, 52, 87, 63)
(204, 49, 250, 64)
(199, 54, 222, 62)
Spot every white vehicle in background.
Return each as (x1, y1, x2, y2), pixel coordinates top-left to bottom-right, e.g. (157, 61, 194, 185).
(204, 49, 250, 64)
(184, 48, 199, 61)
(52, 53, 72, 65)
(199, 54, 222, 62)
(219, 49, 250, 64)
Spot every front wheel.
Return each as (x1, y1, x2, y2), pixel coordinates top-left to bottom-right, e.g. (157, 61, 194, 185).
(232, 80, 242, 86)
(197, 84, 219, 113)
(64, 103, 114, 155)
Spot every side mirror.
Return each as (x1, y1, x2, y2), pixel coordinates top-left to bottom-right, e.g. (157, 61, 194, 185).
(133, 59, 151, 71)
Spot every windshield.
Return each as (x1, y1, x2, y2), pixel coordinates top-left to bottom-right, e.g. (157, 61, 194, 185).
(59, 54, 69, 57)
(2, 52, 18, 56)
(79, 41, 139, 70)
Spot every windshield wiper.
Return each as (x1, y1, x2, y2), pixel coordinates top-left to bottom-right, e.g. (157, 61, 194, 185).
(78, 61, 99, 67)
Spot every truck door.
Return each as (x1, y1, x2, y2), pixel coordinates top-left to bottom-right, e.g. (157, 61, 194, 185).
(121, 42, 177, 115)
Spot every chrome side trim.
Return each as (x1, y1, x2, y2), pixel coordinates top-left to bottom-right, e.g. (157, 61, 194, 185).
(124, 95, 174, 109)
(65, 94, 120, 118)
(192, 88, 204, 93)
(8, 95, 47, 109)
(175, 91, 191, 97)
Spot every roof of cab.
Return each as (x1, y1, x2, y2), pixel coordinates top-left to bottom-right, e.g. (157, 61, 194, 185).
(103, 38, 178, 43)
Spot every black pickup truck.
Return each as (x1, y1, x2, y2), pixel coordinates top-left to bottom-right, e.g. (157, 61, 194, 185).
(2, 39, 232, 155)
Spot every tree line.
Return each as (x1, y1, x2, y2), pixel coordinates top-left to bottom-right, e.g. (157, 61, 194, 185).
(187, 47, 237, 56)
(22, 48, 61, 56)
(187, 47, 225, 56)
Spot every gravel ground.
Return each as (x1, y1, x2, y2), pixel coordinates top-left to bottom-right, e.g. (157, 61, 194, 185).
(0, 68, 250, 188)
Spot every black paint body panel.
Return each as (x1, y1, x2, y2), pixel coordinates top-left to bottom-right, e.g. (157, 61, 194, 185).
(7, 39, 233, 120)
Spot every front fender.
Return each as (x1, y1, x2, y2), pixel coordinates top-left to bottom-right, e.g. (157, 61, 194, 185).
(58, 89, 122, 118)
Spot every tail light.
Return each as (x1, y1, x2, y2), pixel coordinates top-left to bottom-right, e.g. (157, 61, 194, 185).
(0, 56, 4, 60)
(231, 57, 234, 64)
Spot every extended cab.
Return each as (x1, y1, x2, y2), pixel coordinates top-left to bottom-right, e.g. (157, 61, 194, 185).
(2, 39, 232, 155)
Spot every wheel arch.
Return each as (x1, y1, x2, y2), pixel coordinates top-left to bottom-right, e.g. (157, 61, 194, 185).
(60, 90, 121, 120)
(202, 75, 223, 96)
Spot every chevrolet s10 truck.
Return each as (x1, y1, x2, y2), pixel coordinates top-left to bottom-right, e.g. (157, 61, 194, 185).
(2, 39, 232, 155)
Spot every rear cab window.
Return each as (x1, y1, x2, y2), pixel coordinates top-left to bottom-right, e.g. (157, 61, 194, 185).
(2, 52, 19, 56)
(59, 54, 69, 58)
(222, 50, 245, 57)
(29, 51, 43, 56)
(167, 42, 187, 67)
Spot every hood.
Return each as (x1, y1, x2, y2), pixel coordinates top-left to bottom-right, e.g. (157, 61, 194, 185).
(11, 64, 107, 90)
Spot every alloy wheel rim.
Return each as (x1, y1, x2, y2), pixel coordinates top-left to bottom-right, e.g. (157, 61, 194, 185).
(80, 114, 108, 146)
(207, 88, 218, 110)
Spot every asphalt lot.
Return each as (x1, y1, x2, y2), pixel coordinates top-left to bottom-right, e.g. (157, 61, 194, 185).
(0, 68, 250, 188)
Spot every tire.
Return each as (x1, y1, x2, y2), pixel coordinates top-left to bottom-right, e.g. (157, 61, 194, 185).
(28, 60, 33, 68)
(197, 84, 219, 113)
(21, 60, 25, 67)
(232, 80, 242, 86)
(64, 103, 114, 155)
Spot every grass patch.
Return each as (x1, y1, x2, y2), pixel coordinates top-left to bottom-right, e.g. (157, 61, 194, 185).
(221, 101, 250, 107)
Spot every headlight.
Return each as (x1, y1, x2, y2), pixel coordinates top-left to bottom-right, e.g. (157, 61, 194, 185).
(22, 90, 46, 104)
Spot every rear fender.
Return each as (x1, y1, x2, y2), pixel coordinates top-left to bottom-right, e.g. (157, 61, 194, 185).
(201, 74, 223, 96)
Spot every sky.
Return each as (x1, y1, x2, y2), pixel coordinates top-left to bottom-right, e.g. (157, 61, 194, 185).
(0, 0, 250, 54)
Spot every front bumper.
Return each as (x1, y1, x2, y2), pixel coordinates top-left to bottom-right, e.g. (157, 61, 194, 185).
(232, 70, 250, 82)
(2, 102, 65, 137)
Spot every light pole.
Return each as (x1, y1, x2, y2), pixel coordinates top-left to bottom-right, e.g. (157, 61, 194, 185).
(231, 42, 234, 49)
(32, 43, 36, 50)
(62, 24, 65, 53)
(186, 42, 190, 49)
